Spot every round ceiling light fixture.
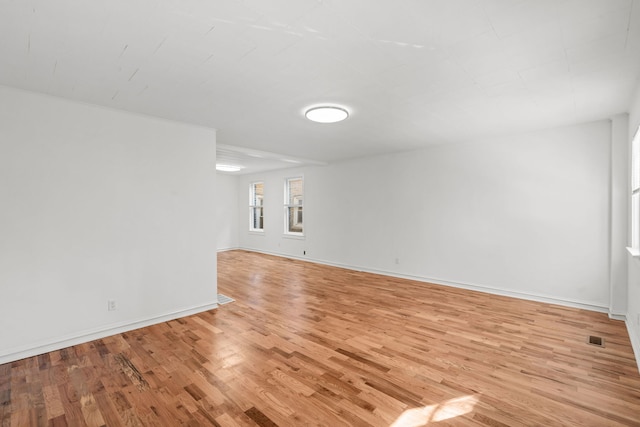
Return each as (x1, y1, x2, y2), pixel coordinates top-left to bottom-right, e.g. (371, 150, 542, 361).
(305, 106, 349, 123)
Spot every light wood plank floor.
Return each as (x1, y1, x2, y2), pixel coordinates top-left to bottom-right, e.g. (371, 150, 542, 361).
(2, 250, 640, 426)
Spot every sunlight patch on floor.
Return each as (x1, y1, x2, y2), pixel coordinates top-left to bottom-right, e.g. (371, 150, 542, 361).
(390, 394, 479, 427)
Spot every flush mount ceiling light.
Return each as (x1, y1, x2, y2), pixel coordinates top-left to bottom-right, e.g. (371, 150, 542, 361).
(305, 106, 349, 123)
(216, 164, 243, 172)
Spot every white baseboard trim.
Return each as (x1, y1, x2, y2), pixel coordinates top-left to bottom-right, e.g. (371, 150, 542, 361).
(237, 247, 609, 313)
(608, 313, 627, 321)
(217, 247, 240, 253)
(0, 302, 218, 365)
(626, 320, 640, 374)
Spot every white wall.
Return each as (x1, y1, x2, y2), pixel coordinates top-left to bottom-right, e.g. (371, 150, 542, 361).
(216, 173, 239, 250)
(0, 86, 218, 364)
(628, 85, 640, 367)
(610, 114, 629, 318)
(239, 120, 611, 311)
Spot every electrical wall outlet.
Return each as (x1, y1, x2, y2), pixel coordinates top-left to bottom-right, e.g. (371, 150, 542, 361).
(108, 300, 117, 311)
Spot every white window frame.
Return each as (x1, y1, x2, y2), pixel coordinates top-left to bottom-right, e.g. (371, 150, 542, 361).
(284, 176, 304, 237)
(249, 181, 264, 233)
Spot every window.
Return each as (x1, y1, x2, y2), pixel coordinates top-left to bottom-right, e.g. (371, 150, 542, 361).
(632, 127, 640, 253)
(250, 182, 264, 232)
(285, 177, 303, 235)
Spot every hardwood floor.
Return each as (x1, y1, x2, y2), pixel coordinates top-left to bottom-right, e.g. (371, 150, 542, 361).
(2, 250, 640, 426)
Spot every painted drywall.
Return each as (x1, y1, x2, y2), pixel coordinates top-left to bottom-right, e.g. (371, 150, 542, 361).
(216, 173, 239, 250)
(238, 120, 611, 311)
(628, 85, 640, 367)
(610, 114, 629, 318)
(0, 86, 218, 364)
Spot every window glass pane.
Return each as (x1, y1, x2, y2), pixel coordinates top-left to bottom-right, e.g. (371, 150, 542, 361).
(633, 193, 639, 250)
(288, 206, 303, 233)
(252, 182, 264, 206)
(288, 178, 303, 205)
(252, 207, 264, 230)
(633, 135, 639, 191)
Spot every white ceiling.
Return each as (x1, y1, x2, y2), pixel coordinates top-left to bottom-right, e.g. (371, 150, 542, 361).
(1, 0, 640, 172)
(216, 143, 327, 174)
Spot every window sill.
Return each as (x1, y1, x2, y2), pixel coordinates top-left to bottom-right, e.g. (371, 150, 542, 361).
(283, 233, 305, 240)
(626, 247, 640, 257)
(249, 230, 265, 236)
